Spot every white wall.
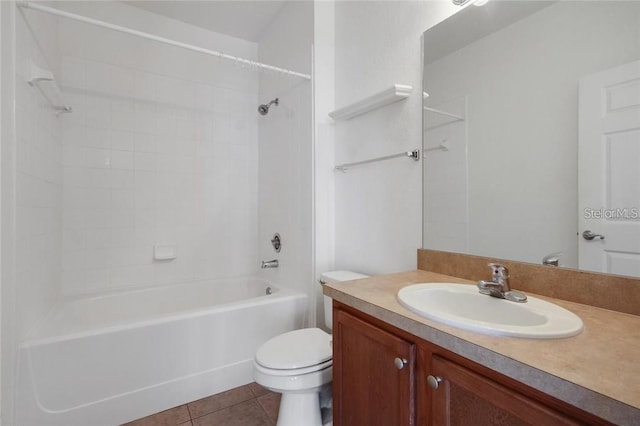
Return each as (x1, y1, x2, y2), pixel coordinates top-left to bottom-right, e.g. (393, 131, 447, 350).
(423, 96, 469, 253)
(257, 1, 314, 325)
(424, 1, 640, 267)
(0, 2, 4, 418)
(0, 2, 15, 423)
(52, 2, 260, 294)
(333, 1, 458, 275)
(313, 0, 336, 328)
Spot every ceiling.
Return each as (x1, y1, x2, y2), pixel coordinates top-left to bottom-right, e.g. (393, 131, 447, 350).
(124, 1, 288, 42)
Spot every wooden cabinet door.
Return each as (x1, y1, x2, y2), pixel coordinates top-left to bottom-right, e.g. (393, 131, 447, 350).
(429, 355, 581, 426)
(333, 309, 416, 426)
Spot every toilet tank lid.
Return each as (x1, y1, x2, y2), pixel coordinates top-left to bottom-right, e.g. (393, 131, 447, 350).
(320, 270, 369, 284)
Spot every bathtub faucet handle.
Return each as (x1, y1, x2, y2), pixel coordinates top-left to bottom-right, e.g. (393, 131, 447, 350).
(261, 259, 279, 269)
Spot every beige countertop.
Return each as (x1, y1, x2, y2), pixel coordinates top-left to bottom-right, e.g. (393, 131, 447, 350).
(323, 270, 640, 426)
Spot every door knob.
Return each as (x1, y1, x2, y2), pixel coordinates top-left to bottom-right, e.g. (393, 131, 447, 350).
(394, 357, 407, 370)
(427, 375, 442, 390)
(582, 230, 605, 241)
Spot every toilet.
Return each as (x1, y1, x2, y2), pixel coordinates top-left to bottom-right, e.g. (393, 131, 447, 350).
(253, 270, 368, 426)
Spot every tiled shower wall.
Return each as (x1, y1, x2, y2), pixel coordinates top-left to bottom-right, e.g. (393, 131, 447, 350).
(15, 7, 62, 337)
(257, 1, 313, 320)
(55, 2, 260, 294)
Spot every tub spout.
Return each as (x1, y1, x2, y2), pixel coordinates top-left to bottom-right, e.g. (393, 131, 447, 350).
(261, 259, 279, 269)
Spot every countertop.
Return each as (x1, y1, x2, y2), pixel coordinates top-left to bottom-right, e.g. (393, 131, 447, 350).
(323, 270, 640, 425)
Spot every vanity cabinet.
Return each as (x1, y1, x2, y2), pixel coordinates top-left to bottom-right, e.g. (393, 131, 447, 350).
(333, 302, 610, 426)
(428, 355, 580, 426)
(332, 309, 416, 425)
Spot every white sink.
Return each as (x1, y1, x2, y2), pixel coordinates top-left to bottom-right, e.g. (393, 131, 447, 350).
(397, 283, 583, 339)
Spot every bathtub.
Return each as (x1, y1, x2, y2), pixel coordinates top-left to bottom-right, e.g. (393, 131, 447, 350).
(15, 277, 308, 426)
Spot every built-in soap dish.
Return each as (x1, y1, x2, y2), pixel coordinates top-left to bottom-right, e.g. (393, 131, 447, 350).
(153, 244, 177, 261)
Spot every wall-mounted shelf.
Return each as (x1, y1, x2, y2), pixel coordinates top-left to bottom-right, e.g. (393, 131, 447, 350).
(329, 84, 412, 120)
(27, 63, 72, 114)
(423, 106, 464, 121)
(423, 139, 450, 153)
(423, 105, 464, 130)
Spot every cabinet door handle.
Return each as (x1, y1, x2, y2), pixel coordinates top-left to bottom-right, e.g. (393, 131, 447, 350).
(394, 357, 408, 370)
(427, 375, 442, 390)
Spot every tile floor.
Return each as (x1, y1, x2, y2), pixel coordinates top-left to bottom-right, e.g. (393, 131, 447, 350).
(121, 383, 280, 426)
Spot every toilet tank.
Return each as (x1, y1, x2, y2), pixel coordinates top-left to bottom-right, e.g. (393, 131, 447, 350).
(320, 270, 369, 330)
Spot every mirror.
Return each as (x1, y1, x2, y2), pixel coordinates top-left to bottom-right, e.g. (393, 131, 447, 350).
(422, 1, 640, 277)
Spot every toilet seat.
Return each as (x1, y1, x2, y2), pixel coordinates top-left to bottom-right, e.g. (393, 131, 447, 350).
(254, 358, 332, 376)
(255, 328, 332, 371)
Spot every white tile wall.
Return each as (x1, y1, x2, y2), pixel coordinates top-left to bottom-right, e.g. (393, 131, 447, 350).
(59, 61, 258, 293)
(14, 9, 63, 337)
(54, 5, 260, 294)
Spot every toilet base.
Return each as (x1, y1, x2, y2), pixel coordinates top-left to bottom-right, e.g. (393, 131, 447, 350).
(277, 392, 322, 426)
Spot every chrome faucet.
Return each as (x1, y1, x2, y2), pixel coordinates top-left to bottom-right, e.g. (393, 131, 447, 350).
(476, 263, 527, 303)
(261, 259, 279, 269)
(542, 252, 563, 267)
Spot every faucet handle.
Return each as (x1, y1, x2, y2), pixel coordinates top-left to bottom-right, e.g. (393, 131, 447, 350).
(488, 263, 509, 281)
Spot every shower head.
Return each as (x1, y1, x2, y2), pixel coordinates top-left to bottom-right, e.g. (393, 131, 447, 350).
(258, 98, 279, 115)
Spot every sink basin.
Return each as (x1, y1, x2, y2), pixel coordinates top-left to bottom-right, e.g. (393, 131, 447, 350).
(397, 283, 583, 339)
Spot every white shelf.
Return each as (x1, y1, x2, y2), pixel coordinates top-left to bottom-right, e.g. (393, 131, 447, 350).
(329, 84, 412, 120)
(423, 105, 465, 130)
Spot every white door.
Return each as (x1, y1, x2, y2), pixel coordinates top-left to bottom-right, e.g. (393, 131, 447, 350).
(579, 60, 640, 277)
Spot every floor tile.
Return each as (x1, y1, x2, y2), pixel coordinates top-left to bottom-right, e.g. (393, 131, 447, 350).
(257, 392, 281, 424)
(248, 382, 270, 398)
(187, 384, 254, 419)
(192, 399, 273, 426)
(121, 405, 190, 426)
(177, 422, 192, 426)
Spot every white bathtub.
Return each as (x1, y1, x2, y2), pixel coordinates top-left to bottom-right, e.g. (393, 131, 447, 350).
(15, 277, 308, 426)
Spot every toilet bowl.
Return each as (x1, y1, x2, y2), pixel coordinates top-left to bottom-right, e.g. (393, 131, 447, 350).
(253, 271, 368, 426)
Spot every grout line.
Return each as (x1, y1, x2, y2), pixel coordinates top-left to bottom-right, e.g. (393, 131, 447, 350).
(130, 384, 279, 425)
(188, 395, 270, 423)
(186, 402, 194, 420)
(256, 396, 276, 426)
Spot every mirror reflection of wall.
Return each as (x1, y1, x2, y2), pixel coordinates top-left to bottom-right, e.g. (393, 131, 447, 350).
(423, 1, 640, 277)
